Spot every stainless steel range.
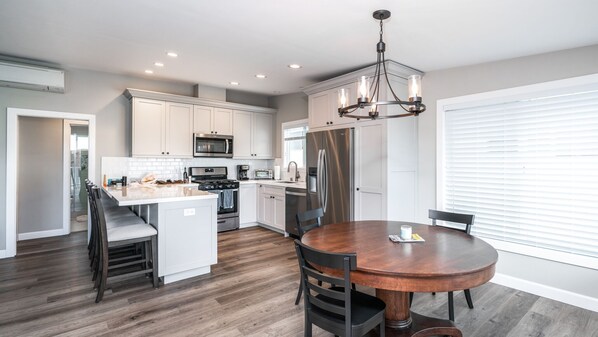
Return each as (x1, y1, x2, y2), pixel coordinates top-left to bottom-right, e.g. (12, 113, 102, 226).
(190, 167, 239, 232)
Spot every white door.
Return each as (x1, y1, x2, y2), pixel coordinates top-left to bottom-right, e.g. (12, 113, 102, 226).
(233, 110, 252, 158)
(213, 108, 233, 135)
(193, 105, 213, 134)
(133, 98, 165, 156)
(252, 113, 273, 158)
(166, 102, 193, 157)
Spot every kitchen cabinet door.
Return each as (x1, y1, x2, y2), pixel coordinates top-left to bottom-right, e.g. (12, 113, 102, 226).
(239, 184, 257, 225)
(165, 102, 193, 157)
(273, 195, 286, 231)
(132, 98, 165, 156)
(252, 112, 273, 158)
(308, 91, 330, 129)
(213, 108, 233, 135)
(233, 110, 252, 158)
(193, 105, 213, 134)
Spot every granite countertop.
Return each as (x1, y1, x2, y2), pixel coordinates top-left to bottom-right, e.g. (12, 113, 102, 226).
(103, 183, 217, 206)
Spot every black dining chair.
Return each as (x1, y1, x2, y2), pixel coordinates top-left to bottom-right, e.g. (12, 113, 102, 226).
(294, 208, 324, 305)
(294, 240, 385, 337)
(414, 209, 475, 321)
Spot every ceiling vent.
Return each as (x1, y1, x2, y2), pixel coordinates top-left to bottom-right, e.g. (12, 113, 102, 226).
(0, 61, 65, 93)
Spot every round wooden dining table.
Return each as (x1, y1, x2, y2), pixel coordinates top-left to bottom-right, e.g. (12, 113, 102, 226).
(301, 220, 498, 337)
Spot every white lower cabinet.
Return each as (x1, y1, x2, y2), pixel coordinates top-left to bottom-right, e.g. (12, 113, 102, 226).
(257, 184, 285, 232)
(239, 184, 257, 225)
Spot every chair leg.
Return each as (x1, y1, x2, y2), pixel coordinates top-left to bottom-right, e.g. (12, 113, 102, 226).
(295, 282, 303, 305)
(95, 255, 109, 303)
(448, 291, 455, 321)
(151, 236, 159, 288)
(464, 289, 474, 309)
(304, 311, 312, 337)
(409, 292, 414, 308)
(380, 316, 385, 337)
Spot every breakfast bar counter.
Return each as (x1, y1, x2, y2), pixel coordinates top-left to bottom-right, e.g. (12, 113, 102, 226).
(103, 184, 218, 284)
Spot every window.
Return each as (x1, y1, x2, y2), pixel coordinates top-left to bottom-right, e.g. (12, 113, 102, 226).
(437, 74, 598, 269)
(282, 120, 308, 168)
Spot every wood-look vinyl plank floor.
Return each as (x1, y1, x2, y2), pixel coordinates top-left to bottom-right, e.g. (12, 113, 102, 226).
(1, 227, 596, 337)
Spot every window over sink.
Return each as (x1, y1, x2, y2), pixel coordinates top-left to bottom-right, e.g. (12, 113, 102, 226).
(282, 119, 308, 168)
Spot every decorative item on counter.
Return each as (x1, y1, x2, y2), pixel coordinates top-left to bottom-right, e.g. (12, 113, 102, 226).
(103, 174, 107, 187)
(141, 174, 157, 184)
(121, 176, 127, 186)
(183, 167, 188, 182)
(274, 166, 281, 180)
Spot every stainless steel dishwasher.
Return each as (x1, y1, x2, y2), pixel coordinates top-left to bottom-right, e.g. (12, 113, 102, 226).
(285, 187, 306, 237)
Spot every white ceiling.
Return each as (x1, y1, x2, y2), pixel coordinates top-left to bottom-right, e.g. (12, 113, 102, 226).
(1, 0, 598, 95)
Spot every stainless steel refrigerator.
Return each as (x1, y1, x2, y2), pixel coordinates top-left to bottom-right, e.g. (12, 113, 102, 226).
(306, 128, 354, 225)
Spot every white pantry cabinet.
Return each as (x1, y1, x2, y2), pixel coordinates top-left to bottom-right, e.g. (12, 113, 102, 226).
(132, 98, 193, 157)
(257, 184, 285, 232)
(232, 110, 274, 159)
(193, 105, 233, 135)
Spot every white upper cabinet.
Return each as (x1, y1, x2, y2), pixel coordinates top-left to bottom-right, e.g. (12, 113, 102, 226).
(193, 106, 233, 135)
(308, 83, 356, 129)
(233, 110, 273, 159)
(252, 112, 273, 158)
(125, 88, 276, 158)
(132, 98, 192, 157)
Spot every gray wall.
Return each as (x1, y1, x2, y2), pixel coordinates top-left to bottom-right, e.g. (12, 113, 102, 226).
(226, 89, 269, 107)
(418, 44, 598, 298)
(268, 92, 309, 158)
(17, 117, 63, 235)
(0, 68, 193, 250)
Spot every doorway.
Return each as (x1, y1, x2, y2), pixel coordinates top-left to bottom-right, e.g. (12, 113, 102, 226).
(5, 108, 96, 258)
(65, 120, 89, 233)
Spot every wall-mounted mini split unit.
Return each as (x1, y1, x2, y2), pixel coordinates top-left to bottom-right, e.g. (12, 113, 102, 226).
(0, 61, 65, 93)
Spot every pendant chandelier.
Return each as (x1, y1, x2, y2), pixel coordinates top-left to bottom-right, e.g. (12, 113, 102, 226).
(338, 10, 426, 119)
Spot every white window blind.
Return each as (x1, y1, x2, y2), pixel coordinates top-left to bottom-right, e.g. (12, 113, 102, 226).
(440, 85, 598, 263)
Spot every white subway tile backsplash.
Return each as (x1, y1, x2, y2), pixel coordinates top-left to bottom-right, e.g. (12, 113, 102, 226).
(101, 156, 275, 182)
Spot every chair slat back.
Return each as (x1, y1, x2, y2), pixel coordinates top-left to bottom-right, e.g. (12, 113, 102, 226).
(294, 240, 355, 333)
(90, 187, 110, 261)
(429, 209, 475, 234)
(296, 208, 324, 238)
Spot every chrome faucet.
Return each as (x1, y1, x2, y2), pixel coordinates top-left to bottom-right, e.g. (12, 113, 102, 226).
(287, 161, 300, 182)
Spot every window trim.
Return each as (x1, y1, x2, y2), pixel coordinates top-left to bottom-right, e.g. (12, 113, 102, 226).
(437, 73, 598, 270)
(281, 119, 308, 168)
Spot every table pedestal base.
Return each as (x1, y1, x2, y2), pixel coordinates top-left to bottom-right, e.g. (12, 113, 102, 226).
(376, 289, 462, 337)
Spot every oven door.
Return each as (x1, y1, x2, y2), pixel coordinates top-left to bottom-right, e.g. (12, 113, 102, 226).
(194, 134, 233, 158)
(215, 189, 239, 217)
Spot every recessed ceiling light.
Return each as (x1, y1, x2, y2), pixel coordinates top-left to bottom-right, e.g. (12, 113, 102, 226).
(230, 81, 239, 86)
(288, 64, 302, 69)
(255, 74, 267, 79)
(167, 52, 178, 58)
(154, 62, 164, 67)
(145, 69, 154, 74)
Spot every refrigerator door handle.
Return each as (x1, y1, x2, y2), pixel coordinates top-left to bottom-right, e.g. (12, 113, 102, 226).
(317, 149, 324, 209)
(322, 149, 329, 212)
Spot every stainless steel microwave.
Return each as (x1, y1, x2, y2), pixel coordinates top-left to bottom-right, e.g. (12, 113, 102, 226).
(193, 133, 233, 158)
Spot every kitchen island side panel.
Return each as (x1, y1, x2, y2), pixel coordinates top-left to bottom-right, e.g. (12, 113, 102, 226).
(150, 198, 218, 283)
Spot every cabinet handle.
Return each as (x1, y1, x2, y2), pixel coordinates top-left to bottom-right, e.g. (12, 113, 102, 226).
(215, 131, 217, 134)
(330, 121, 333, 124)
(356, 188, 360, 191)
(161, 152, 165, 154)
(167, 152, 170, 154)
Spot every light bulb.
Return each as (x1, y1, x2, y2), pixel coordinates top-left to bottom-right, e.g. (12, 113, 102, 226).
(408, 75, 422, 101)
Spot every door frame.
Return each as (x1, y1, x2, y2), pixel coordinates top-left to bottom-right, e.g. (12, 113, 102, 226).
(5, 108, 96, 258)
(63, 119, 90, 235)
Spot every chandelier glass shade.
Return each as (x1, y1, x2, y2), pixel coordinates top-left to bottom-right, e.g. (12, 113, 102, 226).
(338, 9, 426, 119)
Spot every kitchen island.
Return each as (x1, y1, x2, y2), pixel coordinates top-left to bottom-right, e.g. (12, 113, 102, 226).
(103, 184, 218, 284)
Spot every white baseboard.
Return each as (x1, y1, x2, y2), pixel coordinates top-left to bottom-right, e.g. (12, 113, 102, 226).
(0, 250, 6, 259)
(491, 273, 598, 312)
(18, 228, 68, 241)
(240, 222, 259, 229)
